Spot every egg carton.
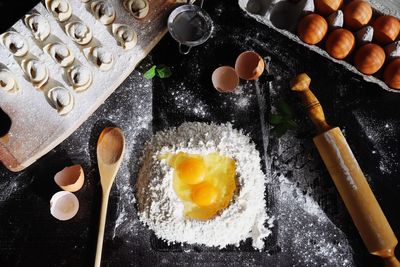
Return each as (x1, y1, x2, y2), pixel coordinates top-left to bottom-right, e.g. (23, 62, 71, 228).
(0, 0, 183, 172)
(238, 0, 400, 93)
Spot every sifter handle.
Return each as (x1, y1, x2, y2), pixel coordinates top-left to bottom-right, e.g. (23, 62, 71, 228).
(189, 0, 204, 8)
(290, 73, 331, 134)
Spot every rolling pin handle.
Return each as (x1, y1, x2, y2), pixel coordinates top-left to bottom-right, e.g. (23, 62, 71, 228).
(290, 73, 331, 134)
(383, 256, 400, 267)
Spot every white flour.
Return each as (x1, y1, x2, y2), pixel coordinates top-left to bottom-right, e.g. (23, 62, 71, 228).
(323, 131, 358, 190)
(135, 122, 273, 249)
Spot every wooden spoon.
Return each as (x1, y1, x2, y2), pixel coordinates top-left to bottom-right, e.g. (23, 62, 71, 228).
(94, 127, 125, 267)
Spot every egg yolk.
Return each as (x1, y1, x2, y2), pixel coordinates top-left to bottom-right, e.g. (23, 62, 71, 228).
(192, 182, 218, 207)
(161, 152, 236, 220)
(175, 157, 206, 185)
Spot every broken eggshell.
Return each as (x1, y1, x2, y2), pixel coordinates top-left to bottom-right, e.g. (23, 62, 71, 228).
(235, 51, 265, 80)
(54, 164, 84, 192)
(50, 191, 79, 221)
(212, 66, 239, 93)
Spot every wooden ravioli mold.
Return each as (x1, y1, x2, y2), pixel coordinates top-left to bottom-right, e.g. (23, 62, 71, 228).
(0, 0, 182, 172)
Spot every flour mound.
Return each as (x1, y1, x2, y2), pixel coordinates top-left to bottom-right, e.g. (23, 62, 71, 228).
(136, 122, 273, 249)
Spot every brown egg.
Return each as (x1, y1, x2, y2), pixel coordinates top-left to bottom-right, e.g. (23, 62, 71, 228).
(54, 164, 85, 192)
(343, 0, 372, 31)
(235, 51, 265, 80)
(325, 28, 355, 59)
(354, 43, 385, 75)
(372, 15, 400, 45)
(297, 14, 328, 45)
(384, 58, 400, 89)
(315, 0, 343, 16)
(211, 66, 239, 93)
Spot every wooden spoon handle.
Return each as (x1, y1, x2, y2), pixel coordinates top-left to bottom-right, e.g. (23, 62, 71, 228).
(94, 191, 110, 267)
(290, 73, 331, 134)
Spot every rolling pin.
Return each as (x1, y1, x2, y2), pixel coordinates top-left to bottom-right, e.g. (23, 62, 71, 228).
(290, 73, 400, 267)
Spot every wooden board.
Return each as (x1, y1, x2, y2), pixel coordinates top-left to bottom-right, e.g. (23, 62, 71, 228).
(0, 0, 182, 172)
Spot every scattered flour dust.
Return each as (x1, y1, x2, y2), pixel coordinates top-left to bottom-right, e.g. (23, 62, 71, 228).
(135, 122, 273, 249)
(276, 174, 354, 266)
(321, 131, 358, 190)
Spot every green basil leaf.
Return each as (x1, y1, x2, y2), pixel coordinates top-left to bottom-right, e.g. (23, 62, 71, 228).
(271, 124, 288, 138)
(286, 119, 298, 129)
(156, 65, 172, 78)
(277, 100, 293, 117)
(269, 114, 284, 125)
(144, 65, 157, 79)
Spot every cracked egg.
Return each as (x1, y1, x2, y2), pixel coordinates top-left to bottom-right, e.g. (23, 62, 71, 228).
(160, 152, 236, 220)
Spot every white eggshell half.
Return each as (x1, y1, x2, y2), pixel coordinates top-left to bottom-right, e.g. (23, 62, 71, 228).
(54, 164, 84, 192)
(50, 191, 79, 221)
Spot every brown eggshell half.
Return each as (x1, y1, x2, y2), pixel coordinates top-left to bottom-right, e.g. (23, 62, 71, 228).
(211, 66, 239, 93)
(54, 164, 85, 192)
(235, 51, 265, 80)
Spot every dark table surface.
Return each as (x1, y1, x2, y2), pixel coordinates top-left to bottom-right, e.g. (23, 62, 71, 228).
(1, 1, 400, 266)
